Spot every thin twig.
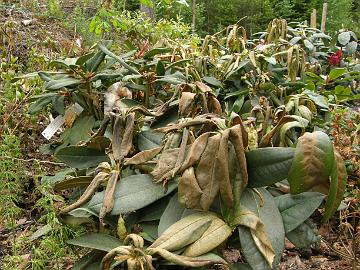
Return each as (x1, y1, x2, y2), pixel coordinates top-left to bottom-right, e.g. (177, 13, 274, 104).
(0, 156, 66, 166)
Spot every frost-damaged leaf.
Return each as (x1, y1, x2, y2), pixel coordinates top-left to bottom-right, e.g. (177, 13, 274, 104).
(179, 92, 196, 117)
(99, 171, 119, 226)
(180, 132, 210, 172)
(147, 248, 226, 267)
(55, 146, 109, 169)
(151, 148, 179, 183)
(246, 147, 295, 188)
(196, 133, 221, 210)
(150, 212, 213, 251)
(217, 129, 233, 207)
(286, 220, 320, 248)
(60, 171, 109, 214)
(288, 131, 334, 194)
(238, 188, 284, 270)
(88, 174, 177, 215)
(275, 192, 324, 233)
(119, 113, 135, 160)
(67, 233, 123, 252)
(322, 150, 347, 223)
(229, 125, 248, 206)
(178, 167, 202, 209)
(183, 215, 232, 257)
(112, 115, 125, 161)
(124, 147, 162, 166)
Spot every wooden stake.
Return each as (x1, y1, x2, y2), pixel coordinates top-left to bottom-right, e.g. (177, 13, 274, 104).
(192, 0, 196, 34)
(321, 3, 328, 32)
(311, 9, 317, 28)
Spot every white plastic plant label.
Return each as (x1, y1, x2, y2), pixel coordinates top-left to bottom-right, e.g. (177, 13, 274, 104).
(41, 115, 65, 140)
(41, 103, 83, 140)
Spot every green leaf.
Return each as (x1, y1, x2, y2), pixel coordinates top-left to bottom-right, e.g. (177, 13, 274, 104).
(28, 95, 54, 114)
(55, 146, 109, 169)
(238, 188, 285, 270)
(203, 76, 222, 87)
(338, 32, 351, 45)
(41, 168, 75, 186)
(286, 220, 320, 248)
(329, 68, 346, 80)
(45, 77, 82, 90)
(88, 174, 177, 215)
(230, 263, 253, 270)
(246, 147, 295, 188)
(288, 131, 334, 194)
(158, 193, 186, 236)
(303, 90, 329, 109)
(322, 151, 347, 223)
(232, 95, 244, 113)
(54, 176, 93, 191)
(156, 61, 165, 76)
(303, 39, 314, 51)
(138, 130, 164, 151)
(71, 250, 104, 270)
(143, 48, 172, 59)
(61, 116, 95, 146)
(97, 42, 140, 74)
(275, 192, 324, 233)
(67, 233, 122, 252)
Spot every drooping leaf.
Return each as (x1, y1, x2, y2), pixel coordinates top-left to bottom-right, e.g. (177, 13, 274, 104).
(246, 147, 295, 188)
(55, 146, 109, 169)
(88, 174, 177, 215)
(288, 131, 334, 194)
(275, 192, 325, 233)
(195, 133, 222, 211)
(67, 233, 123, 252)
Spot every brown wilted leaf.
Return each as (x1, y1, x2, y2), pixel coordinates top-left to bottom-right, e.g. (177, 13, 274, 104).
(124, 147, 163, 166)
(180, 132, 211, 172)
(112, 115, 125, 161)
(179, 92, 196, 117)
(216, 129, 233, 207)
(207, 95, 222, 115)
(195, 81, 212, 93)
(119, 113, 135, 160)
(178, 167, 203, 209)
(196, 133, 222, 210)
(151, 148, 179, 183)
(99, 170, 119, 227)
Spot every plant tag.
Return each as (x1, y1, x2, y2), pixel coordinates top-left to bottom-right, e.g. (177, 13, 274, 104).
(41, 115, 65, 140)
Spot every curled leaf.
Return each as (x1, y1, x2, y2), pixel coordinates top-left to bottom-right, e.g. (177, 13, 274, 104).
(150, 212, 213, 251)
(124, 147, 163, 166)
(178, 167, 203, 209)
(183, 215, 232, 257)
